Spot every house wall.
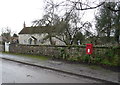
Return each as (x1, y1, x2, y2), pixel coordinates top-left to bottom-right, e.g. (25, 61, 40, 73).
(19, 34, 66, 45)
(19, 34, 49, 45)
(52, 37, 65, 45)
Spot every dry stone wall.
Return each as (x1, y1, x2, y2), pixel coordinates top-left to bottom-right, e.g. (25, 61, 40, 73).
(9, 44, 119, 59)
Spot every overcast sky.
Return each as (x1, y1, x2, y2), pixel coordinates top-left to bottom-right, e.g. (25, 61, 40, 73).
(0, 0, 99, 35)
(0, 0, 44, 34)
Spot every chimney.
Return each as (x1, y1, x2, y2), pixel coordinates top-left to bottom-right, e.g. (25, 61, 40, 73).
(23, 21, 26, 28)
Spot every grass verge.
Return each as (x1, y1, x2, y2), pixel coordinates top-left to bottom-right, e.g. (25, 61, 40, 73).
(1, 52, 50, 61)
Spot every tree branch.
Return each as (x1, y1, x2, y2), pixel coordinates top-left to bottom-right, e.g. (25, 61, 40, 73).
(107, 6, 120, 12)
(74, 2, 105, 10)
(54, 36, 67, 45)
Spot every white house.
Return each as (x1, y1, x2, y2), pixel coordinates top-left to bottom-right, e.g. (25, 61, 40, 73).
(18, 23, 65, 45)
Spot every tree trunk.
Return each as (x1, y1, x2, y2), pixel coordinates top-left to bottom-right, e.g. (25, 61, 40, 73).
(115, 29, 120, 44)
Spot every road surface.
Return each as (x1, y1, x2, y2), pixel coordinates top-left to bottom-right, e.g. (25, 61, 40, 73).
(1, 59, 102, 83)
(0, 58, 2, 84)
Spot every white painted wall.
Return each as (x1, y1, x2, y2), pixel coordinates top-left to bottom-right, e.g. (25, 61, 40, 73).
(19, 34, 66, 45)
(52, 37, 65, 45)
(19, 34, 47, 45)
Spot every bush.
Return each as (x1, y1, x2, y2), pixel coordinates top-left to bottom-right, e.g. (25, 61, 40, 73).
(101, 59, 113, 66)
(111, 55, 120, 66)
(56, 45, 120, 67)
(91, 56, 102, 64)
(82, 55, 90, 63)
(103, 48, 120, 66)
(59, 48, 68, 59)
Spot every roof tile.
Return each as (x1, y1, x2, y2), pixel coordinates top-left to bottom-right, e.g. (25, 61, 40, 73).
(19, 26, 56, 34)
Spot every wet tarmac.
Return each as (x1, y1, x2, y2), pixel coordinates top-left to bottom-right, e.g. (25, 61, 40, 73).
(0, 58, 2, 84)
(1, 59, 102, 83)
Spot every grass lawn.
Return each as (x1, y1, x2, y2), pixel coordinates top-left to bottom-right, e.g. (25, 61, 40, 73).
(1, 52, 51, 61)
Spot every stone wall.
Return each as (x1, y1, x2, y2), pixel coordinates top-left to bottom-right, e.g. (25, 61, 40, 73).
(9, 44, 86, 57)
(8, 44, 120, 67)
(9, 44, 119, 58)
(0, 44, 4, 52)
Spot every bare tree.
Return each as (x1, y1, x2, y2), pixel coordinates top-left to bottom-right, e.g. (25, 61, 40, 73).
(107, 1, 120, 12)
(33, 0, 110, 45)
(32, 0, 94, 45)
(65, 0, 105, 10)
(1, 27, 11, 43)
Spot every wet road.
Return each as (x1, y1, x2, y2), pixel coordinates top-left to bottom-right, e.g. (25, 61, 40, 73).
(0, 59, 2, 84)
(1, 59, 102, 83)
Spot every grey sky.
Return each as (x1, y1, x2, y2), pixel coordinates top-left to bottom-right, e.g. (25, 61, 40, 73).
(0, 0, 103, 35)
(0, 0, 44, 34)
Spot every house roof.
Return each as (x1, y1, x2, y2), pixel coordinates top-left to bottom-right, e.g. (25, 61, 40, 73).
(19, 26, 57, 34)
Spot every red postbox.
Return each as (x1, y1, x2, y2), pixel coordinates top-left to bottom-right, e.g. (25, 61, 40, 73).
(86, 44, 93, 55)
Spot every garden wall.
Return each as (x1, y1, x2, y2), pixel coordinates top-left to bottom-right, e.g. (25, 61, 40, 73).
(9, 44, 120, 66)
(9, 44, 86, 57)
(0, 44, 4, 52)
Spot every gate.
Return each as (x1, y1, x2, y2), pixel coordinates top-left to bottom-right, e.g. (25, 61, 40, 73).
(5, 42, 10, 52)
